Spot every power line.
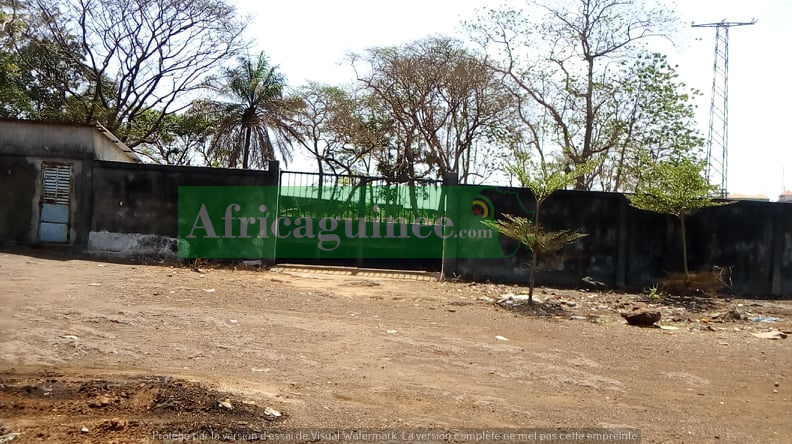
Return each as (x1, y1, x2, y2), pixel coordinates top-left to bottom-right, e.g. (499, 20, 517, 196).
(692, 19, 757, 197)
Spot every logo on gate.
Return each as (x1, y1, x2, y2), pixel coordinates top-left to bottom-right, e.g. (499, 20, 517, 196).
(471, 197, 492, 218)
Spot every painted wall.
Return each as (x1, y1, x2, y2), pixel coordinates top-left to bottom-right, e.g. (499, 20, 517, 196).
(88, 161, 279, 258)
(449, 186, 792, 298)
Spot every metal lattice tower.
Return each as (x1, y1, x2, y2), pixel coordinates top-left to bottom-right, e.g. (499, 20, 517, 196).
(692, 19, 756, 197)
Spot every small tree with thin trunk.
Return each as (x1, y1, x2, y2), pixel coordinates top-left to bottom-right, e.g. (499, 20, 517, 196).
(626, 157, 730, 280)
(484, 159, 593, 303)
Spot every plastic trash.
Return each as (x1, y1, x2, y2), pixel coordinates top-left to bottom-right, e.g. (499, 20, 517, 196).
(752, 316, 780, 323)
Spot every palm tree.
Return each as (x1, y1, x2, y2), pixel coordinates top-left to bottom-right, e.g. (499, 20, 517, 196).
(205, 52, 302, 169)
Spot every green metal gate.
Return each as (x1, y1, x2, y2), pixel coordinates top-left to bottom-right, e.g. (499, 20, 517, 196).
(276, 171, 444, 270)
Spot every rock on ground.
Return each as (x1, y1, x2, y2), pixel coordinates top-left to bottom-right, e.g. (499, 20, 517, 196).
(622, 308, 661, 326)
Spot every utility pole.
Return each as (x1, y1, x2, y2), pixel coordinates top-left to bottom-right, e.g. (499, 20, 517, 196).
(692, 19, 756, 197)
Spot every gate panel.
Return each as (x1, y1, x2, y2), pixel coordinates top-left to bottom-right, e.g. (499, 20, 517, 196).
(276, 171, 443, 271)
(38, 162, 72, 243)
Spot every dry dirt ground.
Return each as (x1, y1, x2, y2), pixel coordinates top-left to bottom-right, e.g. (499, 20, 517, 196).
(0, 248, 790, 444)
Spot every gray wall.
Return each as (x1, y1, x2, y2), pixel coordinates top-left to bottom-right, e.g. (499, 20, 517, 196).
(0, 154, 90, 247)
(0, 119, 136, 162)
(88, 161, 279, 257)
(451, 186, 792, 298)
(2, 145, 790, 297)
(1, 120, 95, 159)
(0, 155, 38, 243)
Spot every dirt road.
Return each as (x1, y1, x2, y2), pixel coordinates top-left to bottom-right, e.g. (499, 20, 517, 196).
(0, 250, 790, 443)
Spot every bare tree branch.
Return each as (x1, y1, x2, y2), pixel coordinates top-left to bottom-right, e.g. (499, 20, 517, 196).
(21, 0, 247, 148)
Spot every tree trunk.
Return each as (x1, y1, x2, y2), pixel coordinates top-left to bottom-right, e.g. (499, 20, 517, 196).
(613, 144, 627, 192)
(408, 181, 420, 219)
(528, 201, 541, 303)
(528, 252, 537, 303)
(317, 160, 324, 201)
(679, 215, 689, 281)
(405, 142, 421, 218)
(463, 143, 471, 185)
(242, 126, 252, 169)
(574, 57, 596, 190)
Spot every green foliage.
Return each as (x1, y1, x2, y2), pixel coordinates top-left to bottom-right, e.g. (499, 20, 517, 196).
(466, 3, 682, 191)
(647, 286, 661, 301)
(6, 0, 246, 149)
(484, 213, 587, 259)
(484, 158, 596, 302)
(202, 52, 303, 169)
(627, 157, 728, 219)
(134, 108, 219, 165)
(0, 9, 86, 121)
(600, 53, 705, 192)
(508, 158, 599, 205)
(628, 53, 704, 159)
(627, 156, 732, 278)
(0, 50, 30, 117)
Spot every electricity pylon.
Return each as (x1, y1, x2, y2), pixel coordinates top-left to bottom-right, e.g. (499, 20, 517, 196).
(692, 19, 756, 197)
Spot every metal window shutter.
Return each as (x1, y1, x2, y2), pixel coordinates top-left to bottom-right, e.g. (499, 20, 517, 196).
(42, 163, 72, 205)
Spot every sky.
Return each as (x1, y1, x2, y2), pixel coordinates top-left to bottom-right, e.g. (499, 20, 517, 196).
(232, 0, 792, 199)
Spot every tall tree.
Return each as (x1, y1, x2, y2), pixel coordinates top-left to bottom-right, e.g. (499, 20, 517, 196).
(325, 92, 382, 176)
(203, 53, 302, 169)
(468, 0, 678, 190)
(292, 83, 365, 178)
(598, 53, 704, 192)
(1, 0, 84, 119)
(133, 107, 217, 165)
(1, 0, 21, 46)
(351, 36, 514, 183)
(16, 0, 246, 147)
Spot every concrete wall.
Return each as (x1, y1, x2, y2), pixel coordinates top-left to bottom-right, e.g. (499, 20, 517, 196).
(0, 154, 90, 247)
(0, 121, 96, 160)
(0, 118, 128, 248)
(0, 155, 38, 243)
(1, 131, 789, 297)
(451, 186, 792, 298)
(0, 119, 137, 162)
(88, 161, 279, 257)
